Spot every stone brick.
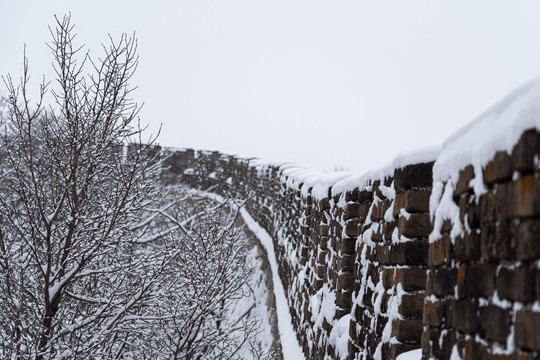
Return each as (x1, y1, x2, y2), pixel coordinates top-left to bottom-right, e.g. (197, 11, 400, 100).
(516, 219, 540, 261)
(394, 162, 434, 192)
(336, 291, 352, 308)
(319, 236, 329, 250)
(455, 165, 475, 197)
(338, 254, 355, 272)
(391, 318, 423, 342)
(510, 175, 540, 217)
(497, 265, 535, 302)
(478, 305, 511, 343)
(341, 237, 356, 255)
(398, 213, 432, 238)
(404, 189, 431, 213)
(483, 151, 513, 185)
(457, 265, 495, 299)
(454, 230, 481, 263)
(344, 203, 361, 220)
(399, 293, 425, 318)
(515, 311, 540, 351)
(393, 192, 405, 218)
(429, 235, 452, 267)
(452, 300, 478, 333)
(396, 267, 427, 291)
(382, 268, 396, 289)
(357, 189, 373, 203)
(371, 199, 391, 222)
(512, 128, 540, 173)
(319, 223, 329, 236)
(394, 240, 429, 266)
(345, 219, 360, 237)
(345, 188, 359, 202)
(427, 268, 457, 297)
(337, 272, 354, 291)
(423, 300, 443, 327)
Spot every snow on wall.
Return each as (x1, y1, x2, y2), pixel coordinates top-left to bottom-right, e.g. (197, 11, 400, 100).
(159, 77, 540, 360)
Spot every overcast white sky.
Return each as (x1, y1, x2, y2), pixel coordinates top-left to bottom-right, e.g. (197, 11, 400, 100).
(3, 1, 540, 172)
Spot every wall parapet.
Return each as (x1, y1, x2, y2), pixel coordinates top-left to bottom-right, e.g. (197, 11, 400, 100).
(162, 78, 540, 359)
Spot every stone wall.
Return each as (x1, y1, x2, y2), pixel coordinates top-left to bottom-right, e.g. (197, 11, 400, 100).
(159, 127, 540, 360)
(424, 128, 540, 359)
(161, 148, 436, 359)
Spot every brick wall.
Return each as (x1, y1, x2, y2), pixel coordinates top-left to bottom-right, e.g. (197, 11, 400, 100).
(424, 128, 540, 359)
(158, 126, 540, 360)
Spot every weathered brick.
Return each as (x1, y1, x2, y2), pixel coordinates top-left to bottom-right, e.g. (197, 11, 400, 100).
(382, 268, 396, 289)
(341, 237, 356, 255)
(336, 291, 352, 308)
(423, 300, 443, 327)
(391, 318, 423, 342)
(344, 203, 361, 220)
(516, 219, 540, 261)
(399, 293, 425, 318)
(337, 272, 354, 291)
(338, 254, 355, 272)
(404, 189, 431, 213)
(319, 236, 329, 250)
(394, 240, 429, 266)
(497, 266, 535, 302)
(398, 213, 432, 238)
(427, 268, 457, 296)
(452, 300, 478, 333)
(455, 165, 475, 197)
(483, 151, 513, 185)
(454, 230, 481, 263)
(345, 219, 360, 237)
(478, 305, 511, 343)
(345, 188, 359, 202)
(371, 199, 391, 222)
(457, 265, 495, 299)
(393, 192, 405, 218)
(429, 235, 452, 267)
(394, 162, 434, 192)
(396, 267, 427, 291)
(510, 175, 540, 217)
(512, 128, 540, 173)
(515, 311, 540, 351)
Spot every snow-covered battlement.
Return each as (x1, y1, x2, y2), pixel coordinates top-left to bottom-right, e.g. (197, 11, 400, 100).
(159, 78, 540, 360)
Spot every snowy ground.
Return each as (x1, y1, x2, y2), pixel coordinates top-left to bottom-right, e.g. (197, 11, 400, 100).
(240, 208, 306, 360)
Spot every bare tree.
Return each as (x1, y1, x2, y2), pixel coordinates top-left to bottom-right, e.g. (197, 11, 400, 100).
(0, 15, 261, 360)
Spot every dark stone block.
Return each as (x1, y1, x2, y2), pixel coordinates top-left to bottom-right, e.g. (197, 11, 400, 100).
(342, 237, 356, 255)
(391, 318, 423, 342)
(512, 128, 540, 173)
(515, 311, 540, 351)
(358, 189, 373, 203)
(394, 162, 434, 192)
(399, 293, 425, 318)
(478, 305, 511, 343)
(457, 264, 496, 299)
(454, 230, 481, 263)
(423, 300, 443, 327)
(382, 268, 396, 289)
(427, 268, 457, 296)
(510, 175, 540, 217)
(497, 265, 535, 302)
(452, 300, 478, 333)
(339, 254, 355, 272)
(337, 272, 354, 291)
(429, 235, 452, 267)
(345, 188, 359, 202)
(391, 240, 429, 266)
(483, 151, 513, 185)
(398, 213, 432, 238)
(404, 189, 431, 213)
(516, 219, 540, 261)
(344, 203, 361, 220)
(345, 219, 360, 237)
(396, 267, 427, 291)
(455, 165, 475, 197)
